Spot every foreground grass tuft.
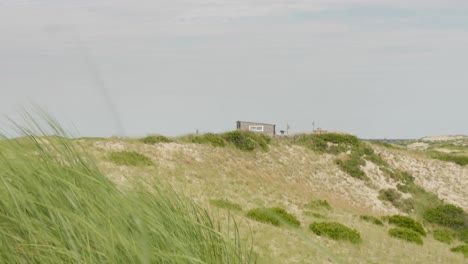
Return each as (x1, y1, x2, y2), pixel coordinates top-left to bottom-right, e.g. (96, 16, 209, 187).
(0, 115, 253, 263)
(109, 151, 154, 166)
(388, 228, 423, 245)
(246, 207, 300, 227)
(309, 222, 362, 244)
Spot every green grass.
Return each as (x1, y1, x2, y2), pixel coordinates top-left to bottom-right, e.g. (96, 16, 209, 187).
(458, 228, 468, 243)
(305, 199, 332, 210)
(210, 199, 243, 211)
(246, 207, 300, 228)
(386, 215, 426, 236)
(142, 135, 172, 144)
(335, 153, 368, 180)
(433, 230, 453, 244)
(309, 222, 362, 244)
(360, 215, 384, 226)
(388, 228, 423, 245)
(0, 114, 253, 263)
(109, 151, 154, 166)
(428, 152, 468, 166)
(450, 245, 468, 258)
(184, 133, 226, 147)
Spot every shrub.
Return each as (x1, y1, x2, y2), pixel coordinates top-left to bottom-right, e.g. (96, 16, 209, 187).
(397, 183, 411, 193)
(210, 199, 242, 211)
(309, 222, 362, 244)
(109, 151, 153, 166)
(335, 153, 367, 180)
(433, 230, 453, 244)
(142, 135, 172, 144)
(387, 215, 426, 236)
(293, 133, 360, 154)
(450, 245, 468, 258)
(222, 131, 270, 152)
(305, 199, 332, 210)
(246, 207, 300, 227)
(388, 228, 423, 245)
(423, 204, 466, 229)
(191, 133, 226, 147)
(457, 228, 468, 243)
(378, 189, 402, 203)
(360, 215, 384, 226)
(304, 211, 327, 219)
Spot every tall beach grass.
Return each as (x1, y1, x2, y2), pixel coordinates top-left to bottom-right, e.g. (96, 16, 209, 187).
(0, 113, 253, 263)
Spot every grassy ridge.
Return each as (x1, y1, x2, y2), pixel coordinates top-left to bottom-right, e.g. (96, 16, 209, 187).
(0, 116, 253, 263)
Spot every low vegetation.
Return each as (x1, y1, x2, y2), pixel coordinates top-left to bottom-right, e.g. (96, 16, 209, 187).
(210, 199, 243, 211)
(378, 189, 414, 213)
(388, 228, 423, 245)
(223, 130, 271, 152)
(432, 230, 453, 244)
(309, 222, 362, 244)
(360, 215, 384, 226)
(246, 207, 300, 227)
(142, 135, 172, 144)
(305, 199, 332, 210)
(178, 131, 272, 151)
(423, 204, 467, 229)
(109, 151, 154, 166)
(386, 215, 426, 236)
(428, 152, 468, 166)
(450, 245, 468, 258)
(335, 153, 368, 180)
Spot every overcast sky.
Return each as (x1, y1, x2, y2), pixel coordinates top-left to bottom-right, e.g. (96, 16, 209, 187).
(1, 0, 467, 138)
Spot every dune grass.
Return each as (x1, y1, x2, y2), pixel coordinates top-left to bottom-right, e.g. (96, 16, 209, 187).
(0, 114, 253, 263)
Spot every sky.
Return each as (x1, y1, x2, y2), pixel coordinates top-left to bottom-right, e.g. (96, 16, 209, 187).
(1, 0, 468, 138)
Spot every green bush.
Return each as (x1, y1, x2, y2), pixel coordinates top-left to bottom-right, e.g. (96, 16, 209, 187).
(293, 133, 360, 154)
(309, 222, 362, 244)
(457, 228, 468, 243)
(335, 153, 368, 180)
(246, 207, 300, 227)
(210, 199, 242, 211)
(305, 199, 332, 210)
(387, 215, 426, 236)
(360, 215, 384, 226)
(142, 135, 172, 144)
(222, 131, 271, 152)
(388, 228, 423, 245)
(190, 133, 226, 147)
(423, 204, 466, 229)
(450, 245, 468, 258)
(109, 151, 153, 166)
(433, 230, 453, 244)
